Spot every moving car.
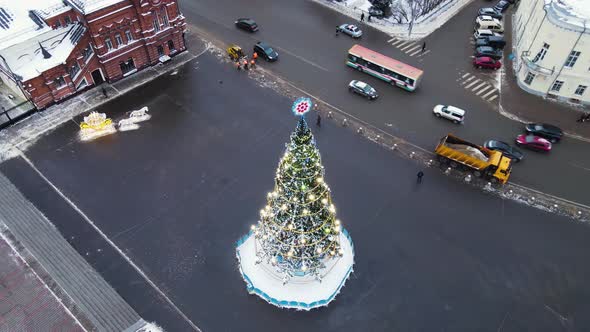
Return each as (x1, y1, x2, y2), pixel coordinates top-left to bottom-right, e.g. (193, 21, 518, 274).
(433, 105, 465, 124)
(235, 18, 258, 32)
(473, 56, 502, 69)
(478, 8, 503, 20)
(348, 80, 378, 100)
(475, 46, 503, 60)
(494, 0, 510, 13)
(475, 36, 506, 49)
(253, 42, 278, 61)
(484, 140, 524, 162)
(337, 24, 363, 38)
(525, 123, 563, 142)
(515, 135, 552, 152)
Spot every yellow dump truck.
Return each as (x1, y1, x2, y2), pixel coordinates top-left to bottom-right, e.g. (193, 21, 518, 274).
(434, 134, 512, 184)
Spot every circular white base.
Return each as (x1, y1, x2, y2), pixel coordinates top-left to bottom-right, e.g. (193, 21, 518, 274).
(236, 230, 354, 310)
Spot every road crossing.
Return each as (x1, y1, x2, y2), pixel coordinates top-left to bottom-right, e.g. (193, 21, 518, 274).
(457, 71, 499, 103)
(386, 37, 431, 59)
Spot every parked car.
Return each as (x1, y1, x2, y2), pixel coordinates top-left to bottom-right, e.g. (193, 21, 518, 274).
(337, 24, 362, 38)
(484, 140, 524, 162)
(369, 6, 384, 18)
(253, 42, 278, 61)
(475, 46, 503, 60)
(348, 80, 378, 100)
(473, 56, 502, 69)
(473, 29, 502, 40)
(515, 135, 552, 152)
(475, 36, 506, 49)
(474, 16, 504, 33)
(476, 15, 501, 25)
(235, 18, 258, 32)
(494, 0, 510, 13)
(525, 123, 563, 142)
(478, 8, 503, 20)
(433, 105, 465, 124)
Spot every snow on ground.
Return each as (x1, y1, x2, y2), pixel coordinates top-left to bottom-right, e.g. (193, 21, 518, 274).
(136, 322, 164, 332)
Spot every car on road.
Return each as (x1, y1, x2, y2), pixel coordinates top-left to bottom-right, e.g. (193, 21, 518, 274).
(475, 46, 503, 60)
(235, 18, 258, 32)
(253, 42, 278, 61)
(515, 135, 552, 152)
(433, 105, 465, 124)
(494, 0, 510, 13)
(525, 123, 563, 142)
(348, 80, 378, 100)
(337, 24, 362, 38)
(478, 8, 503, 20)
(473, 56, 502, 69)
(484, 140, 524, 162)
(473, 29, 502, 40)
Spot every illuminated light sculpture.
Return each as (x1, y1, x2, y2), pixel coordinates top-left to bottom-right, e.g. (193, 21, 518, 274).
(79, 112, 116, 141)
(236, 98, 354, 311)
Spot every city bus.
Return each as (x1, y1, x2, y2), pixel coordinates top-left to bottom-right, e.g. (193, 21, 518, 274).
(346, 44, 424, 92)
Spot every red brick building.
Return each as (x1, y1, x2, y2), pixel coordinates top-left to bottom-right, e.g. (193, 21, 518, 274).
(0, 0, 187, 110)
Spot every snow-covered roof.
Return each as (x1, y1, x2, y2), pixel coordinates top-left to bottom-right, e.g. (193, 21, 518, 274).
(0, 23, 86, 81)
(66, 0, 126, 14)
(546, 0, 590, 31)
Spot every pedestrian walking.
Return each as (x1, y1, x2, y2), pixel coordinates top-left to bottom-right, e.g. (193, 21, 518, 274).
(235, 61, 241, 70)
(421, 41, 426, 53)
(243, 59, 249, 70)
(336, 26, 340, 36)
(316, 113, 322, 127)
(101, 87, 108, 98)
(253, 52, 258, 60)
(579, 113, 590, 123)
(416, 170, 424, 183)
(360, 12, 365, 22)
(367, 14, 372, 22)
(250, 59, 256, 68)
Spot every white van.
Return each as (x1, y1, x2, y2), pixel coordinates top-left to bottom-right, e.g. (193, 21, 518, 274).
(433, 105, 465, 124)
(474, 16, 504, 33)
(473, 29, 502, 40)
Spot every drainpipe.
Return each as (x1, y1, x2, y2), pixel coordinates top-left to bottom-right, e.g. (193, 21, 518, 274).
(516, 0, 541, 50)
(546, 20, 586, 96)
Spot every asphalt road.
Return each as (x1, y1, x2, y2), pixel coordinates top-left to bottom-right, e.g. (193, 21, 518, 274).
(2, 53, 590, 331)
(178, 0, 590, 205)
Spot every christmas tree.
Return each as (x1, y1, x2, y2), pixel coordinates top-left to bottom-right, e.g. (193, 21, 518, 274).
(236, 98, 354, 310)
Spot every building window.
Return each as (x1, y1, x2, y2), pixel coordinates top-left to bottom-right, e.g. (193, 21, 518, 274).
(70, 62, 80, 78)
(55, 76, 66, 88)
(167, 40, 175, 52)
(533, 43, 549, 63)
(120, 58, 136, 75)
(125, 30, 133, 42)
(564, 51, 581, 68)
(161, 8, 169, 27)
(115, 34, 123, 47)
(524, 72, 536, 85)
(55, 20, 61, 28)
(105, 38, 113, 51)
(64, 16, 71, 25)
(152, 15, 160, 32)
(550, 80, 564, 92)
(82, 45, 93, 61)
(575, 85, 587, 96)
(157, 45, 164, 57)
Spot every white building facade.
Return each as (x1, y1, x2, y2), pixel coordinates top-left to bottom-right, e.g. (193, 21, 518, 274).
(513, 0, 590, 105)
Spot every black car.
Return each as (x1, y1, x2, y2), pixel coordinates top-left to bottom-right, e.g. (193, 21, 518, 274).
(475, 46, 503, 60)
(494, 0, 510, 13)
(525, 123, 563, 143)
(475, 36, 506, 49)
(478, 7, 502, 20)
(253, 42, 278, 61)
(348, 80, 378, 100)
(235, 18, 258, 32)
(484, 140, 524, 162)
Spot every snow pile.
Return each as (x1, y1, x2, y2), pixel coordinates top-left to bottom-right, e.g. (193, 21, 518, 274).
(136, 322, 164, 332)
(67, 0, 125, 14)
(546, 0, 590, 29)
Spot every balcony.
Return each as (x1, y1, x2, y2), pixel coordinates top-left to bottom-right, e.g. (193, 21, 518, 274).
(521, 55, 554, 76)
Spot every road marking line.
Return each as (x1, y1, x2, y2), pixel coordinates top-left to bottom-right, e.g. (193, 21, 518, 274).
(408, 49, 422, 57)
(482, 89, 497, 98)
(471, 82, 488, 92)
(487, 94, 498, 101)
(16, 153, 203, 332)
(400, 43, 417, 51)
(475, 85, 492, 96)
(273, 45, 329, 72)
(417, 49, 431, 57)
(462, 73, 471, 78)
(461, 76, 475, 84)
(396, 41, 410, 48)
(404, 44, 422, 54)
(464, 79, 481, 89)
(388, 37, 397, 43)
(391, 39, 406, 47)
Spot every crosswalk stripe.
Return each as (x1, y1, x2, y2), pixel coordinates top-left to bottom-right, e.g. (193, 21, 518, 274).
(408, 49, 422, 57)
(462, 73, 471, 78)
(396, 41, 411, 48)
(475, 85, 492, 96)
(482, 89, 496, 98)
(404, 44, 422, 53)
(388, 37, 397, 43)
(471, 82, 487, 92)
(464, 79, 481, 89)
(487, 94, 498, 101)
(461, 76, 475, 84)
(417, 49, 431, 57)
(391, 39, 406, 47)
(400, 42, 417, 51)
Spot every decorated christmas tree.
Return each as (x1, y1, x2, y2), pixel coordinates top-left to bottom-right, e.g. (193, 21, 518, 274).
(236, 98, 354, 310)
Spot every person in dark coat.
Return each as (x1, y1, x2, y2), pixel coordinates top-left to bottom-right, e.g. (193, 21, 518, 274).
(316, 114, 322, 127)
(417, 170, 424, 183)
(101, 87, 108, 98)
(360, 12, 365, 22)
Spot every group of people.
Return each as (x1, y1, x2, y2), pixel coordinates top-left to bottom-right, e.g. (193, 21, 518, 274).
(235, 52, 258, 70)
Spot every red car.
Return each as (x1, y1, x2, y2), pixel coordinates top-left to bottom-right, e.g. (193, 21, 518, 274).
(473, 56, 501, 70)
(515, 134, 551, 152)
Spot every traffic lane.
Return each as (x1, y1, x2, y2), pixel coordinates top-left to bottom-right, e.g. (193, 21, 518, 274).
(180, 0, 590, 205)
(18, 53, 590, 331)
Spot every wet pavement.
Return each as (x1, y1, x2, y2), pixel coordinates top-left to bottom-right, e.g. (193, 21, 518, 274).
(1, 53, 590, 331)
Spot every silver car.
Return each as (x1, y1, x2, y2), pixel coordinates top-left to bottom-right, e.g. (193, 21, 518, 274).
(338, 24, 362, 38)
